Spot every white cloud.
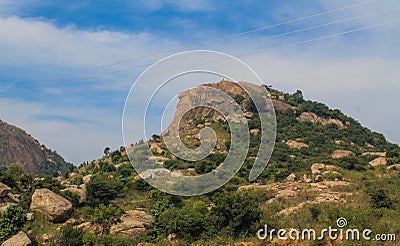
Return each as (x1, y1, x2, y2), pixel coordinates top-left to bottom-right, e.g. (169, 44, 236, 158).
(0, 16, 179, 68)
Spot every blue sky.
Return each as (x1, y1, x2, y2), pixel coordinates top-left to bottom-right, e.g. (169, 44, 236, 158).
(0, 0, 399, 164)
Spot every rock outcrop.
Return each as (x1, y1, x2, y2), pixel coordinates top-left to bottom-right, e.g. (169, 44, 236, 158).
(331, 150, 354, 159)
(1, 231, 31, 246)
(361, 152, 386, 157)
(0, 182, 11, 198)
(30, 188, 73, 222)
(285, 140, 308, 149)
(110, 209, 153, 236)
(369, 157, 387, 167)
(297, 112, 345, 129)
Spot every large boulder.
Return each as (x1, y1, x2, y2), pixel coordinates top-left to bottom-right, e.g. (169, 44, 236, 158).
(1, 231, 31, 246)
(30, 188, 73, 223)
(0, 182, 11, 198)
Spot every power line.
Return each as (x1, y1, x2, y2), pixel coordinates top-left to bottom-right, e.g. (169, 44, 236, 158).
(1, 18, 398, 108)
(0, 0, 381, 92)
(217, 6, 400, 52)
(1, 5, 396, 100)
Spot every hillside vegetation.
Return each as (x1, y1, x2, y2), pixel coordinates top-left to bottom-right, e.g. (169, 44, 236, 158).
(0, 80, 399, 245)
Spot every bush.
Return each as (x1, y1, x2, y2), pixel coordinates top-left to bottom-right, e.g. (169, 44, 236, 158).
(70, 176, 83, 186)
(0, 206, 26, 243)
(92, 204, 123, 235)
(57, 224, 84, 246)
(86, 175, 123, 206)
(33, 176, 62, 193)
(61, 190, 81, 207)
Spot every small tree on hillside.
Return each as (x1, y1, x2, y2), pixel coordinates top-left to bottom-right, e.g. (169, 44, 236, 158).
(104, 147, 111, 156)
(92, 204, 123, 235)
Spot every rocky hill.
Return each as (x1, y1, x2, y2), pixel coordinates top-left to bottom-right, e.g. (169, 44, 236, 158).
(0, 120, 73, 176)
(0, 80, 399, 245)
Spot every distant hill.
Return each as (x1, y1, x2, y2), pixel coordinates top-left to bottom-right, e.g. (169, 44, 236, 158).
(0, 120, 73, 176)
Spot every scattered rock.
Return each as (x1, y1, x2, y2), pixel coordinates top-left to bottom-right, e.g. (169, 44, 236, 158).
(331, 150, 354, 159)
(285, 140, 308, 149)
(325, 165, 337, 171)
(1, 231, 31, 246)
(361, 152, 386, 157)
(302, 174, 312, 183)
(82, 174, 92, 184)
(250, 129, 259, 135)
(110, 210, 153, 234)
(276, 189, 298, 198)
(0, 182, 11, 198)
(168, 233, 177, 242)
(387, 164, 400, 170)
(150, 143, 163, 154)
(68, 172, 78, 178)
(196, 124, 205, 129)
(297, 112, 345, 129)
(41, 234, 51, 243)
(369, 157, 387, 167)
(315, 175, 323, 182)
(30, 188, 73, 223)
(286, 173, 297, 182)
(243, 112, 254, 119)
(311, 163, 325, 174)
(26, 213, 35, 221)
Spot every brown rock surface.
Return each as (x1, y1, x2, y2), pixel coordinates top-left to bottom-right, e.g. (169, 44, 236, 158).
(1, 231, 31, 246)
(331, 150, 354, 159)
(369, 157, 387, 167)
(30, 188, 73, 222)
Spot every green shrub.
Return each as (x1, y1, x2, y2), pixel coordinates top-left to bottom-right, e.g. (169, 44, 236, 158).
(0, 206, 26, 243)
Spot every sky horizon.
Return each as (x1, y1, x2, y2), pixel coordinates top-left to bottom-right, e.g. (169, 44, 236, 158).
(0, 0, 399, 164)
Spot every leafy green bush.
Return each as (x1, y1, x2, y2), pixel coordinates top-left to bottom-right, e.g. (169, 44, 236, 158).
(86, 175, 123, 206)
(0, 206, 26, 243)
(92, 204, 123, 235)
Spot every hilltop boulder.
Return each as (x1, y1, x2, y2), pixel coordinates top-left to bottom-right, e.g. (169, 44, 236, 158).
(30, 188, 73, 223)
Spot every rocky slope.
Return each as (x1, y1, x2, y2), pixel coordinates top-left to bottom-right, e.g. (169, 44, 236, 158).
(0, 120, 73, 176)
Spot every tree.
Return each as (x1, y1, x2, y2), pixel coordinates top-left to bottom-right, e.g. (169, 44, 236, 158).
(0, 206, 26, 243)
(86, 175, 123, 206)
(104, 147, 111, 156)
(206, 192, 261, 237)
(368, 188, 393, 209)
(92, 204, 123, 235)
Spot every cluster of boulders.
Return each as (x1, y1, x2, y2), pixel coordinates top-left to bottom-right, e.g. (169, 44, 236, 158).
(0, 182, 19, 215)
